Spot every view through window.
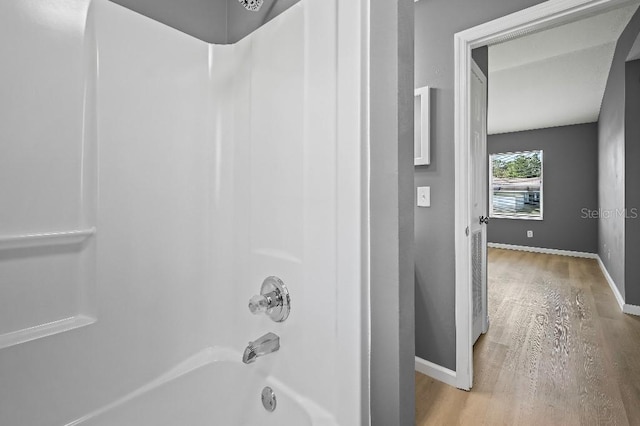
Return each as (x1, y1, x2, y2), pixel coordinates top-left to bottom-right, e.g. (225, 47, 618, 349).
(489, 150, 543, 220)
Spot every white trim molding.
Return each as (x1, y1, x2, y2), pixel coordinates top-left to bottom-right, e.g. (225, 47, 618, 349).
(454, 0, 638, 391)
(624, 304, 640, 316)
(414, 86, 431, 165)
(488, 242, 598, 259)
(415, 357, 457, 388)
(595, 256, 640, 317)
(596, 255, 625, 311)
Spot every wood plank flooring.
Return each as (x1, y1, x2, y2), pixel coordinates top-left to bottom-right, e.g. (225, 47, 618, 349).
(415, 248, 640, 426)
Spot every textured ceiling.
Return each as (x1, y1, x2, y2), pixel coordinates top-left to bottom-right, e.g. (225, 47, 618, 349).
(488, 4, 639, 135)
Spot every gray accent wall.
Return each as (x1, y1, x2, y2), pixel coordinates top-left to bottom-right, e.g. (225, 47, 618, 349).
(598, 7, 640, 300)
(109, 0, 300, 44)
(414, 0, 545, 372)
(625, 59, 640, 306)
(370, 0, 415, 424)
(488, 124, 599, 253)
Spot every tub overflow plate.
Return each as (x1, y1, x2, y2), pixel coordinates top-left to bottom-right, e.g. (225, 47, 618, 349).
(261, 386, 277, 412)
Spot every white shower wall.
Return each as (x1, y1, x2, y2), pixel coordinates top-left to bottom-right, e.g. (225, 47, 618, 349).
(221, 2, 349, 416)
(0, 0, 95, 348)
(0, 1, 365, 425)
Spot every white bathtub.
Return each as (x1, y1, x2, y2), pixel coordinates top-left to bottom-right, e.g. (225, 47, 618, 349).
(67, 348, 338, 426)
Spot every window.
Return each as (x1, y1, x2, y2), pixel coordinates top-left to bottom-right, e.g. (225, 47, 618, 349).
(489, 150, 543, 220)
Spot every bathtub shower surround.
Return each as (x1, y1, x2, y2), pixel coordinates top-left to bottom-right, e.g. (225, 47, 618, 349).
(0, 0, 367, 425)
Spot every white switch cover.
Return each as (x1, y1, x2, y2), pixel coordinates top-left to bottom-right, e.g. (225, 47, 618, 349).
(417, 186, 430, 207)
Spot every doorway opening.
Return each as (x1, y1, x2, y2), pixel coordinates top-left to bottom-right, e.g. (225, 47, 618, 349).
(453, 0, 640, 391)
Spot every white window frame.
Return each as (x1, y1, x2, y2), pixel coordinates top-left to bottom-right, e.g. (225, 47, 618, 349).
(489, 150, 543, 221)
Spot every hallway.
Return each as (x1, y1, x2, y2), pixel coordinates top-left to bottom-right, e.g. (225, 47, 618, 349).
(415, 248, 640, 425)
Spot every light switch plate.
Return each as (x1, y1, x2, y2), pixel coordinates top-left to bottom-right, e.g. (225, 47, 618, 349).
(417, 186, 430, 207)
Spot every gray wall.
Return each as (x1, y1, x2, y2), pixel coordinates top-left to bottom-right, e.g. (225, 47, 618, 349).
(472, 46, 489, 77)
(370, 0, 415, 424)
(488, 124, 599, 253)
(414, 0, 545, 371)
(625, 59, 640, 306)
(109, 0, 300, 43)
(598, 7, 640, 299)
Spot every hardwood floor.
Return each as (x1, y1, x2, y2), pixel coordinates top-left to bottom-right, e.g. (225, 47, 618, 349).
(415, 248, 640, 426)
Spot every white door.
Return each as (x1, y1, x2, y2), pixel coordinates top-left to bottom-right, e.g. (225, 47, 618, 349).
(470, 60, 488, 345)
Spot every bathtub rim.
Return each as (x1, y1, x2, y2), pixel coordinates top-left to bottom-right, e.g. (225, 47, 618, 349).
(65, 346, 337, 426)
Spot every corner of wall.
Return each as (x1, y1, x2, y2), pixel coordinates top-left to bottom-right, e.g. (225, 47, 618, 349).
(597, 5, 640, 300)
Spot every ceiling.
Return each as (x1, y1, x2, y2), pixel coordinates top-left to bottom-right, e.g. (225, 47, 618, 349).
(108, 0, 299, 44)
(628, 31, 640, 60)
(488, 4, 639, 135)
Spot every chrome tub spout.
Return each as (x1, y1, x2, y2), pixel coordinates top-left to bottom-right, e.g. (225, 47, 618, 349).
(242, 332, 280, 364)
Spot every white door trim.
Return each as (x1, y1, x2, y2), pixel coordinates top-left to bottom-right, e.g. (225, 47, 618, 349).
(453, 0, 637, 391)
(415, 356, 457, 388)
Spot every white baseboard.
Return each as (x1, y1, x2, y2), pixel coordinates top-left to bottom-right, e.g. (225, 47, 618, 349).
(415, 356, 457, 388)
(487, 242, 597, 259)
(596, 256, 625, 312)
(623, 304, 640, 316)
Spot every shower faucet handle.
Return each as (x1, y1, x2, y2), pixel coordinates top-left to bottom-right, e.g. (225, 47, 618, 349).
(248, 276, 291, 322)
(248, 293, 276, 314)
